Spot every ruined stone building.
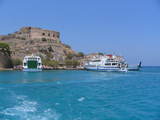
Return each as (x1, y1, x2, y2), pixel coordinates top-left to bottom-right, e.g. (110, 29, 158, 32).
(0, 27, 75, 61)
(15, 27, 60, 43)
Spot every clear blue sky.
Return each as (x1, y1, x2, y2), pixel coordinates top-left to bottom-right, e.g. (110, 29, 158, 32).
(0, 0, 160, 66)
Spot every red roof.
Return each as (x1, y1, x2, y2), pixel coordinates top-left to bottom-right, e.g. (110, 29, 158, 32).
(106, 54, 113, 58)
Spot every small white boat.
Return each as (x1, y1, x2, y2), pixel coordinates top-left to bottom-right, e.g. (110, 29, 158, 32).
(127, 62, 142, 71)
(84, 54, 128, 72)
(23, 55, 42, 72)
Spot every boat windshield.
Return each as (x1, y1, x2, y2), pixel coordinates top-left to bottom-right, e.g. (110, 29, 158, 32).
(105, 63, 118, 66)
(91, 60, 101, 62)
(112, 63, 118, 65)
(105, 63, 111, 66)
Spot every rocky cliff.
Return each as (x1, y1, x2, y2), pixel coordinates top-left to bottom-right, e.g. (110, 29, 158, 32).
(0, 27, 76, 61)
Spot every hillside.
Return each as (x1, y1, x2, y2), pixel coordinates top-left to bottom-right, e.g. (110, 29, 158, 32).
(0, 27, 76, 62)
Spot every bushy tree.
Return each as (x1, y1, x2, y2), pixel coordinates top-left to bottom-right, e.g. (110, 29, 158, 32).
(66, 53, 75, 60)
(12, 58, 22, 66)
(0, 42, 13, 68)
(42, 38, 47, 42)
(76, 52, 84, 57)
(42, 59, 59, 68)
(0, 42, 11, 56)
(98, 52, 104, 55)
(65, 60, 80, 68)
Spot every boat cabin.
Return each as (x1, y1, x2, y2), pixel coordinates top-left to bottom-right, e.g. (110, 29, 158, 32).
(23, 55, 42, 71)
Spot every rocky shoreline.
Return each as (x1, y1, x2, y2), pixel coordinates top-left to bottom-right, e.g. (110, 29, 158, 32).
(0, 67, 85, 71)
(0, 68, 13, 71)
(12, 65, 85, 71)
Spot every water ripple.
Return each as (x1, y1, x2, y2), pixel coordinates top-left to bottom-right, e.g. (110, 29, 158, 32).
(0, 95, 60, 120)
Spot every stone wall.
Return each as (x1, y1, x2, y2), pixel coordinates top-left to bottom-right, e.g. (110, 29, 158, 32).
(15, 27, 60, 42)
(0, 27, 76, 62)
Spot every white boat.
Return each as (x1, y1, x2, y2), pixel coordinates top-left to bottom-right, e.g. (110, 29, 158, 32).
(127, 62, 142, 71)
(84, 54, 128, 72)
(23, 55, 42, 72)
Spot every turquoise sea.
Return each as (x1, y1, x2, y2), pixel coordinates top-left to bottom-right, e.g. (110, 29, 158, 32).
(0, 67, 160, 120)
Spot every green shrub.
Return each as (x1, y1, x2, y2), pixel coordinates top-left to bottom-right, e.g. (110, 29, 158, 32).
(46, 53, 53, 59)
(98, 52, 104, 55)
(42, 59, 59, 68)
(0, 42, 11, 56)
(21, 37, 26, 40)
(64, 44, 71, 49)
(12, 58, 22, 66)
(65, 60, 80, 68)
(0, 55, 13, 68)
(76, 52, 84, 57)
(66, 53, 76, 60)
(42, 38, 47, 42)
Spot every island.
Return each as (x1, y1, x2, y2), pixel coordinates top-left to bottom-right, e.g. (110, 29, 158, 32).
(0, 27, 85, 70)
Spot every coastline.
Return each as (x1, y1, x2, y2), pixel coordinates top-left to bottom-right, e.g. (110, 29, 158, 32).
(0, 67, 85, 71)
(0, 68, 13, 71)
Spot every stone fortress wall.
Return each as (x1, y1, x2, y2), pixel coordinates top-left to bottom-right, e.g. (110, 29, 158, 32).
(0, 26, 75, 62)
(15, 27, 60, 42)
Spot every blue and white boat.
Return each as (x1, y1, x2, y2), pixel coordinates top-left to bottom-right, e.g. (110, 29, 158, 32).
(84, 54, 128, 72)
(23, 55, 42, 72)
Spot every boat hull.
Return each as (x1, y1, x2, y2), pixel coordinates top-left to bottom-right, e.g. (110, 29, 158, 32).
(127, 66, 140, 71)
(84, 66, 127, 72)
(127, 68, 140, 71)
(23, 68, 42, 72)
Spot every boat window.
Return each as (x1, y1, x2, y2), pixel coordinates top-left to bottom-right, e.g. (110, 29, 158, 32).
(105, 63, 111, 66)
(24, 63, 27, 66)
(38, 63, 41, 66)
(112, 63, 117, 65)
(92, 60, 101, 62)
(107, 59, 113, 61)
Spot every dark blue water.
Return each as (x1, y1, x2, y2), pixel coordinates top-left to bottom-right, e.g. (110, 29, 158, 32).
(0, 67, 160, 120)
